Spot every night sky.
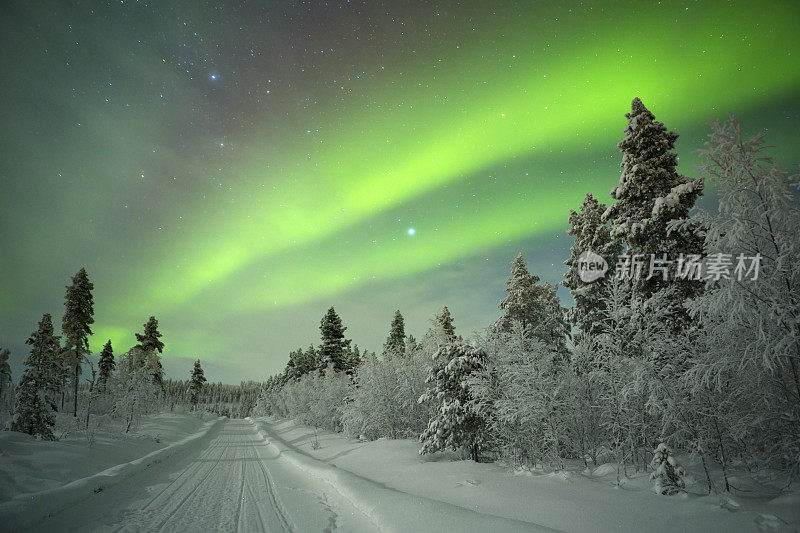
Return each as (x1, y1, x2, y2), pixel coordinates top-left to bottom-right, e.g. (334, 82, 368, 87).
(2, 1, 799, 383)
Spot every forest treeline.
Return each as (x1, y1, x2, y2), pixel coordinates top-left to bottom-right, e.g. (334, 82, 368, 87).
(254, 100, 800, 494)
(2, 99, 797, 495)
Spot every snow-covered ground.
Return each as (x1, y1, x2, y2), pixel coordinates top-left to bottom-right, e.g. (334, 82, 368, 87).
(252, 417, 800, 533)
(0, 411, 217, 501)
(0, 413, 797, 532)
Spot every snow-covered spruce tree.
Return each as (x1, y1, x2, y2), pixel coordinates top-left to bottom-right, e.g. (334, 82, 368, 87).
(383, 310, 407, 357)
(318, 307, 350, 373)
(602, 98, 705, 315)
(344, 343, 363, 375)
(135, 316, 165, 388)
(499, 253, 568, 356)
(685, 116, 800, 473)
(10, 315, 64, 439)
(11, 367, 56, 440)
(285, 347, 317, 380)
(62, 267, 94, 417)
(0, 347, 11, 402)
(650, 443, 686, 495)
(97, 340, 115, 390)
(24, 314, 64, 411)
(419, 340, 490, 462)
(563, 194, 622, 339)
(433, 306, 457, 343)
(189, 359, 207, 408)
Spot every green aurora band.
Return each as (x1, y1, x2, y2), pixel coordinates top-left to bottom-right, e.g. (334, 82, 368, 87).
(2, 1, 798, 371)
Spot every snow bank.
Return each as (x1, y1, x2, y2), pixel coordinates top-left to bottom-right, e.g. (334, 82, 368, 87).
(249, 417, 552, 532)
(253, 417, 800, 533)
(0, 414, 223, 529)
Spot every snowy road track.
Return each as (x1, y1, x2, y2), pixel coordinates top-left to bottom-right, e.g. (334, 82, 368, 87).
(113, 421, 294, 532)
(22, 419, 378, 532)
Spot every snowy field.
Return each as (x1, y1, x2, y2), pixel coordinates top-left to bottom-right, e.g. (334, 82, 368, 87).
(1, 412, 797, 532)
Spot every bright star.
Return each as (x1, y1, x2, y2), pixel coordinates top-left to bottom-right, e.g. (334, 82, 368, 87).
(210, 74, 217, 80)
(407, 228, 415, 236)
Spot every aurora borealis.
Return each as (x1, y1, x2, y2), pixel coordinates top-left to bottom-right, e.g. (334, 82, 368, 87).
(2, 1, 799, 382)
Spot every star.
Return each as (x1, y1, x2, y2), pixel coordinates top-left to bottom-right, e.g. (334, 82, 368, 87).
(407, 228, 416, 236)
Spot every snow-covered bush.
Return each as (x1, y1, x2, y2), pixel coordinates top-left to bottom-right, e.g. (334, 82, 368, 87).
(342, 344, 434, 440)
(275, 368, 351, 432)
(470, 323, 572, 468)
(650, 443, 686, 495)
(113, 347, 162, 432)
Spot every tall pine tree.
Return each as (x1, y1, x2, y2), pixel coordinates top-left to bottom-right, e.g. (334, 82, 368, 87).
(500, 253, 567, 353)
(318, 307, 350, 373)
(135, 316, 165, 388)
(383, 310, 406, 356)
(97, 340, 115, 389)
(25, 314, 63, 411)
(63, 268, 94, 416)
(435, 307, 456, 341)
(11, 314, 62, 439)
(563, 194, 622, 338)
(0, 347, 11, 401)
(189, 359, 207, 408)
(602, 98, 704, 305)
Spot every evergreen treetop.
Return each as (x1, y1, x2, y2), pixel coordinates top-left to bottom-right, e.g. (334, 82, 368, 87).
(98, 340, 115, 384)
(62, 268, 94, 352)
(383, 310, 407, 356)
(435, 306, 456, 341)
(319, 307, 350, 373)
(135, 316, 165, 353)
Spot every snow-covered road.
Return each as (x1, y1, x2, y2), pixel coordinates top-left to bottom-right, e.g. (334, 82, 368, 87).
(12, 418, 547, 532)
(27, 419, 379, 532)
(110, 419, 298, 532)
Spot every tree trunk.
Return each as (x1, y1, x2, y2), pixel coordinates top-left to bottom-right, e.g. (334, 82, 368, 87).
(73, 348, 79, 417)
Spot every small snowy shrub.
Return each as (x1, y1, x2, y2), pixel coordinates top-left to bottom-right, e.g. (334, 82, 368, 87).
(650, 443, 686, 495)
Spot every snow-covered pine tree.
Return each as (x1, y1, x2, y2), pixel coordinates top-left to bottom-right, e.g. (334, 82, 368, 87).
(419, 340, 490, 462)
(189, 359, 207, 408)
(0, 347, 11, 401)
(318, 307, 350, 373)
(563, 194, 622, 338)
(62, 267, 95, 416)
(383, 310, 407, 356)
(499, 253, 568, 354)
(434, 306, 456, 342)
(25, 314, 63, 411)
(650, 443, 686, 495)
(11, 367, 56, 440)
(406, 335, 419, 353)
(97, 340, 115, 389)
(686, 116, 800, 472)
(135, 316, 165, 388)
(602, 98, 705, 313)
(344, 344, 362, 375)
(420, 308, 458, 354)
